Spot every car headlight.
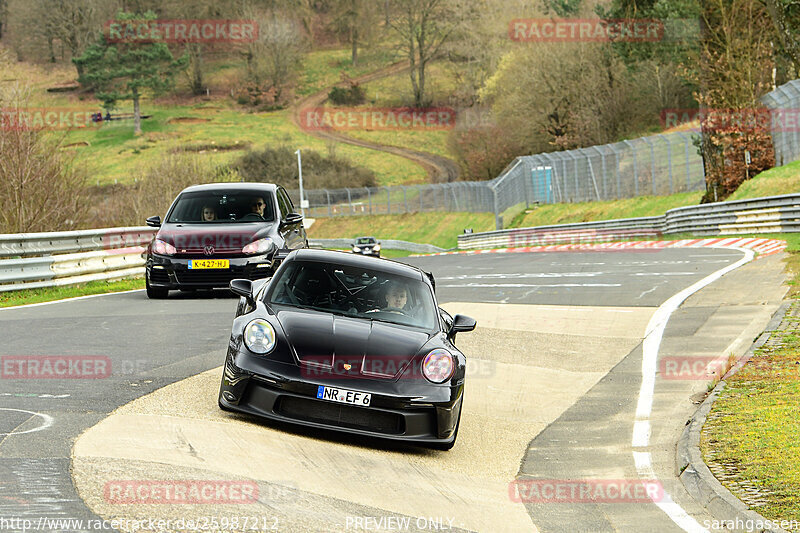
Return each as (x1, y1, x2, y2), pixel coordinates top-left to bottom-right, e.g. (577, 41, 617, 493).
(352, 245, 360, 252)
(243, 238, 274, 255)
(152, 239, 176, 255)
(373, 244, 381, 251)
(244, 319, 276, 355)
(422, 349, 454, 383)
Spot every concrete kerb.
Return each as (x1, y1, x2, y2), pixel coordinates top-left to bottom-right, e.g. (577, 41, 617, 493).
(677, 300, 794, 533)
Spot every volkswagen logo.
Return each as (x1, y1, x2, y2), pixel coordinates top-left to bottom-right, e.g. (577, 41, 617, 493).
(203, 245, 215, 256)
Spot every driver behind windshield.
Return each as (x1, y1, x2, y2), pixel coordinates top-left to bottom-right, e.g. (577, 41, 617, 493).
(366, 281, 410, 315)
(384, 282, 408, 312)
(251, 196, 266, 218)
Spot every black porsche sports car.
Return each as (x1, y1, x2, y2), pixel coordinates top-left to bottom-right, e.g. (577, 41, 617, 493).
(144, 183, 308, 298)
(218, 249, 476, 450)
(351, 236, 381, 257)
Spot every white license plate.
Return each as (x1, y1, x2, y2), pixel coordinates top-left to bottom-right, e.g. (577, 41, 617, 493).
(316, 385, 371, 407)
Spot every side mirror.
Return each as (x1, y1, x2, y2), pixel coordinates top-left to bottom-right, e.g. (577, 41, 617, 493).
(146, 216, 161, 228)
(282, 212, 303, 226)
(449, 314, 476, 335)
(229, 279, 255, 306)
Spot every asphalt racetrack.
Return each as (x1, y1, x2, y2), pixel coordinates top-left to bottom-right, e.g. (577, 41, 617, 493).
(0, 248, 788, 532)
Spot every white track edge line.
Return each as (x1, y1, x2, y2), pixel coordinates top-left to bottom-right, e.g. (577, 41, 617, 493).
(632, 245, 755, 533)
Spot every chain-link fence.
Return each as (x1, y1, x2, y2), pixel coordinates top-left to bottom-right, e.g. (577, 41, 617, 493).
(290, 79, 800, 228)
(761, 79, 800, 166)
(286, 182, 495, 218)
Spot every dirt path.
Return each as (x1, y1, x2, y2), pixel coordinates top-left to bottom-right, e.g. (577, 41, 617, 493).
(291, 61, 460, 183)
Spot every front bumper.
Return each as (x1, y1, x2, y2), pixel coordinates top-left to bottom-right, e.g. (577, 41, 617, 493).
(351, 247, 380, 257)
(147, 253, 275, 289)
(218, 351, 462, 445)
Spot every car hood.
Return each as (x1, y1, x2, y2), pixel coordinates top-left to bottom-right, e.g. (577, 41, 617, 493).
(157, 223, 274, 254)
(274, 308, 433, 379)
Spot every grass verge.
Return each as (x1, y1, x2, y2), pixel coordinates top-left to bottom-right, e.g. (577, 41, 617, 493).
(701, 299, 800, 521)
(0, 277, 144, 308)
(307, 212, 496, 249)
(699, 233, 800, 522)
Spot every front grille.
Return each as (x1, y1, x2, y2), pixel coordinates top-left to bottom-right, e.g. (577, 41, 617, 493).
(176, 270, 239, 285)
(149, 269, 170, 284)
(175, 269, 271, 285)
(275, 396, 404, 435)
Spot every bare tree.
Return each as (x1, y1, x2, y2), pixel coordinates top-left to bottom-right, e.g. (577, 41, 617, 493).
(0, 87, 89, 233)
(481, 43, 640, 154)
(694, 0, 776, 200)
(29, 0, 114, 70)
(243, 11, 304, 101)
(0, 0, 7, 40)
(765, 0, 800, 78)
(330, 0, 380, 66)
(387, 0, 470, 107)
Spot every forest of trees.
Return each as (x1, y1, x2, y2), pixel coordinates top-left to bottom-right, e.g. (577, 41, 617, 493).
(1, 0, 799, 201)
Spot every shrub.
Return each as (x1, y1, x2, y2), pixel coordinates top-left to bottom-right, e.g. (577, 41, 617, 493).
(447, 124, 523, 181)
(94, 154, 239, 227)
(227, 146, 376, 190)
(328, 83, 366, 106)
(0, 93, 89, 233)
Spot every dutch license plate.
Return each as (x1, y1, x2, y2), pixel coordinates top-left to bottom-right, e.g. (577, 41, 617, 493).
(188, 259, 229, 269)
(316, 385, 371, 407)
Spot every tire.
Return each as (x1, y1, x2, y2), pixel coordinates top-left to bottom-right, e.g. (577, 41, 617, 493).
(145, 271, 168, 299)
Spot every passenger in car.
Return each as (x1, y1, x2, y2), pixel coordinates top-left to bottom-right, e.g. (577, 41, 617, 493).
(202, 206, 217, 221)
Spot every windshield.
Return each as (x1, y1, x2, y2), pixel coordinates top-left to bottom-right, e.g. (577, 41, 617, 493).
(356, 237, 376, 245)
(166, 191, 276, 223)
(267, 260, 437, 330)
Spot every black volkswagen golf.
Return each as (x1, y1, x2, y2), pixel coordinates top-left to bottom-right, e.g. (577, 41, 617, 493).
(144, 183, 308, 298)
(218, 249, 477, 450)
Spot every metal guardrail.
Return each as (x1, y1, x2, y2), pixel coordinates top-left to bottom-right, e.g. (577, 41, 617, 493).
(0, 228, 446, 293)
(0, 227, 156, 258)
(0, 227, 156, 293)
(458, 193, 800, 249)
(308, 239, 446, 254)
